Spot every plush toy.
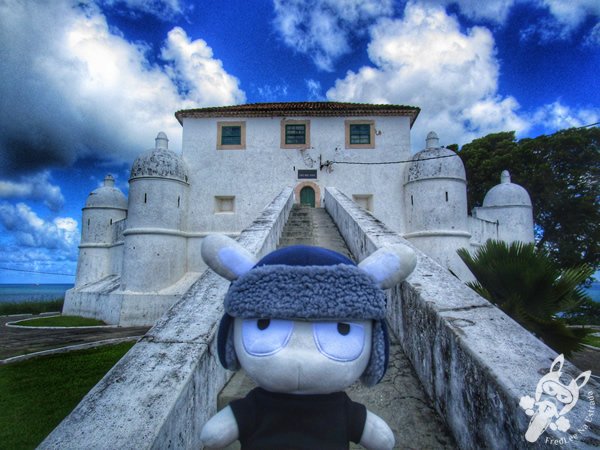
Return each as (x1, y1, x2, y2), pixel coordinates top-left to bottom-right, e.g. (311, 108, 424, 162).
(200, 234, 417, 450)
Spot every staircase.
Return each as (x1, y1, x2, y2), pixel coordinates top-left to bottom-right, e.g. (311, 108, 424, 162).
(277, 204, 354, 258)
(218, 205, 455, 449)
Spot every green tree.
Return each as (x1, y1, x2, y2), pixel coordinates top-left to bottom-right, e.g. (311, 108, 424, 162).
(459, 131, 523, 211)
(458, 240, 594, 356)
(459, 127, 600, 271)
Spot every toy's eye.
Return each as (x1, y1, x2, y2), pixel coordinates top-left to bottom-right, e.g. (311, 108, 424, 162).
(313, 322, 365, 362)
(241, 319, 293, 356)
(337, 323, 350, 335)
(257, 319, 270, 330)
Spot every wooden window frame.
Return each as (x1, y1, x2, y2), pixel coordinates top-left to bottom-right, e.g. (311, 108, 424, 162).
(345, 120, 375, 149)
(217, 122, 246, 150)
(281, 120, 310, 149)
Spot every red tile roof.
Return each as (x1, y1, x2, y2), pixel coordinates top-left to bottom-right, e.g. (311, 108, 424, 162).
(175, 102, 420, 127)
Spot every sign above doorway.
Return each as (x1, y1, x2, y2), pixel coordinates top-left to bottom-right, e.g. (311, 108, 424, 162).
(298, 170, 317, 179)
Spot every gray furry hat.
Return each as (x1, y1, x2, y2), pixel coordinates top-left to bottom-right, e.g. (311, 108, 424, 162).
(201, 235, 416, 387)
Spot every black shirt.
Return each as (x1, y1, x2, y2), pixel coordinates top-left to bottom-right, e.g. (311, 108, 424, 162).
(229, 387, 367, 450)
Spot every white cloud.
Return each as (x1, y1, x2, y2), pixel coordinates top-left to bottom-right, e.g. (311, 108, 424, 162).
(584, 22, 600, 47)
(519, 1, 600, 43)
(306, 79, 324, 100)
(254, 84, 289, 102)
(272, 0, 394, 71)
(161, 27, 245, 106)
(271, 0, 600, 66)
(422, 0, 600, 30)
(520, 17, 571, 43)
(0, 202, 79, 253)
(422, 0, 517, 24)
(541, 0, 600, 29)
(532, 101, 600, 130)
(326, 2, 529, 149)
(0, 242, 78, 281)
(0, 172, 65, 211)
(97, 0, 184, 19)
(0, 0, 245, 175)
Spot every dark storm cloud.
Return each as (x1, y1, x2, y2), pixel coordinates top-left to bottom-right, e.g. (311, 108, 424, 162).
(0, 0, 245, 178)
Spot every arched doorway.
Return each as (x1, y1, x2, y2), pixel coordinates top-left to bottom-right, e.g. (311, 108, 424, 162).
(300, 186, 315, 207)
(294, 181, 321, 207)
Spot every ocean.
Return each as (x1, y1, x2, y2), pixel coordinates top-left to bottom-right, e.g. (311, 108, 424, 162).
(0, 284, 74, 303)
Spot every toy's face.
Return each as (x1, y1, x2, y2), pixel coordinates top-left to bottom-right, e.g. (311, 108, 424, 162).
(234, 317, 372, 394)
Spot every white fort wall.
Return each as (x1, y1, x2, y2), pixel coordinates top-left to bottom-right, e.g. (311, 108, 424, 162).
(76, 208, 127, 287)
(324, 187, 599, 449)
(53, 187, 596, 449)
(42, 187, 295, 449)
(181, 115, 412, 234)
(474, 204, 535, 244)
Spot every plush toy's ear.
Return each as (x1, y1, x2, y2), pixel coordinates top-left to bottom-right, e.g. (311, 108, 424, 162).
(201, 235, 257, 281)
(358, 245, 417, 289)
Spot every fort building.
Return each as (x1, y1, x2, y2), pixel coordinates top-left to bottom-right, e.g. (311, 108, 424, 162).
(64, 102, 534, 325)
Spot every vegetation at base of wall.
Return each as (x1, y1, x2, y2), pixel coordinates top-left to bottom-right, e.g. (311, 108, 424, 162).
(562, 298, 600, 326)
(15, 315, 106, 327)
(0, 342, 135, 449)
(458, 240, 594, 356)
(583, 334, 600, 348)
(457, 127, 600, 273)
(0, 299, 64, 316)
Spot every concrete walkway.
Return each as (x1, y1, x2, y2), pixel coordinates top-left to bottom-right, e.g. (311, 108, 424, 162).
(218, 205, 456, 449)
(0, 314, 149, 363)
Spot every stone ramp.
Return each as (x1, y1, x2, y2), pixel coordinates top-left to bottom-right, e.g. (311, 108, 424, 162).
(218, 205, 455, 449)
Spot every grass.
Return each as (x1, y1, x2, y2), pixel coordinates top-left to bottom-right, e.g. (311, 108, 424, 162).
(15, 315, 106, 327)
(0, 341, 135, 449)
(0, 299, 64, 316)
(583, 334, 600, 348)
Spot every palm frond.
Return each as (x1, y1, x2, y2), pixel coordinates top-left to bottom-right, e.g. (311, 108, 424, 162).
(458, 240, 593, 355)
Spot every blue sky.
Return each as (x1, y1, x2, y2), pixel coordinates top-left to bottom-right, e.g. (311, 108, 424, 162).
(0, 0, 598, 284)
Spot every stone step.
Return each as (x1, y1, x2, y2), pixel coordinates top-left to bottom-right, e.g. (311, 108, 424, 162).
(277, 205, 354, 259)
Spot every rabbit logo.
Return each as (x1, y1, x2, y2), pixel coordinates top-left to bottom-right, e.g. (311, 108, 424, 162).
(519, 355, 591, 443)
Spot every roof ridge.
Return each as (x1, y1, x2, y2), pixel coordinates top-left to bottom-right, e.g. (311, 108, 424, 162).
(174, 101, 420, 127)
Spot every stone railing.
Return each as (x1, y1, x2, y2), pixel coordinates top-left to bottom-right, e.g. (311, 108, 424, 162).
(40, 187, 294, 449)
(324, 187, 599, 449)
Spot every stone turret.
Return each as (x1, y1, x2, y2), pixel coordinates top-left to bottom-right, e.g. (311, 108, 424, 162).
(75, 175, 127, 287)
(404, 132, 472, 279)
(474, 170, 534, 244)
(121, 132, 190, 292)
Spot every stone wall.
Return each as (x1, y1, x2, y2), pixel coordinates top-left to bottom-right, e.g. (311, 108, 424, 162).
(324, 187, 599, 449)
(41, 187, 294, 449)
